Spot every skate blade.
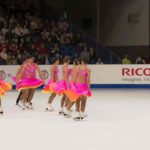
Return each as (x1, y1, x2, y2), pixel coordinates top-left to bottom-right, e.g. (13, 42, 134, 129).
(73, 117, 81, 121)
(20, 107, 25, 110)
(64, 115, 71, 118)
(26, 107, 33, 110)
(59, 112, 64, 115)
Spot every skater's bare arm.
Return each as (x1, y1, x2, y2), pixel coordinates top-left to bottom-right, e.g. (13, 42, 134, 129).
(35, 64, 43, 79)
(87, 69, 91, 85)
(50, 67, 55, 82)
(16, 67, 22, 81)
(65, 68, 69, 88)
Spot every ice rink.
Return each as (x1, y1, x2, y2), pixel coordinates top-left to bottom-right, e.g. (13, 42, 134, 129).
(0, 89, 150, 150)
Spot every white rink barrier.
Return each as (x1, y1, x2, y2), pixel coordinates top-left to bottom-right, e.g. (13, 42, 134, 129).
(1, 65, 150, 88)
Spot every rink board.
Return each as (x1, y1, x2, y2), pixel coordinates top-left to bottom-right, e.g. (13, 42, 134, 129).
(0, 65, 150, 88)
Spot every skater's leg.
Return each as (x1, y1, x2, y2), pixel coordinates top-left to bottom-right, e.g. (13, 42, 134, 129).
(26, 89, 35, 109)
(16, 91, 23, 105)
(80, 96, 87, 119)
(27, 89, 35, 103)
(19, 89, 29, 109)
(72, 98, 81, 120)
(64, 97, 69, 108)
(22, 89, 30, 104)
(67, 101, 75, 110)
(81, 96, 87, 112)
(60, 94, 66, 108)
(48, 93, 56, 104)
(76, 98, 81, 112)
(63, 101, 75, 117)
(46, 93, 56, 111)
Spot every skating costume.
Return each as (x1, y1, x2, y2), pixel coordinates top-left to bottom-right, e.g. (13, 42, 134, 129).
(65, 66, 79, 101)
(75, 68, 91, 97)
(0, 80, 12, 96)
(42, 65, 59, 94)
(54, 65, 69, 96)
(17, 64, 43, 90)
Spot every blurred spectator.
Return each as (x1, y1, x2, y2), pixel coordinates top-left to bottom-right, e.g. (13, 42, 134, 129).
(0, 48, 7, 63)
(38, 54, 46, 64)
(11, 55, 17, 65)
(96, 58, 104, 64)
(45, 37, 52, 53)
(80, 46, 90, 63)
(122, 54, 131, 64)
(38, 44, 47, 55)
(135, 55, 145, 64)
(58, 17, 69, 32)
(74, 33, 83, 45)
(49, 44, 60, 63)
(89, 47, 96, 64)
(45, 54, 50, 65)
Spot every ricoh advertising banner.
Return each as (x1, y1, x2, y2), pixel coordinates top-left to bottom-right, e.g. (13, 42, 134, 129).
(0, 65, 150, 85)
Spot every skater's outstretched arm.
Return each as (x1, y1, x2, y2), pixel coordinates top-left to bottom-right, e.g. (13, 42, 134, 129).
(35, 64, 43, 80)
(87, 69, 91, 87)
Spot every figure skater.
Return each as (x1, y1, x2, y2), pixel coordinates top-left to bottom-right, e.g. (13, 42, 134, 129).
(55, 56, 70, 115)
(17, 57, 44, 110)
(42, 57, 59, 111)
(63, 59, 80, 117)
(72, 58, 91, 120)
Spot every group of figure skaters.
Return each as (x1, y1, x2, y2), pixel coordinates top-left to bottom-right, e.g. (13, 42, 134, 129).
(0, 56, 91, 121)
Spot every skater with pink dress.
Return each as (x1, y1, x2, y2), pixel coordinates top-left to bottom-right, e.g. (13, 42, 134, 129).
(42, 57, 60, 111)
(17, 57, 44, 110)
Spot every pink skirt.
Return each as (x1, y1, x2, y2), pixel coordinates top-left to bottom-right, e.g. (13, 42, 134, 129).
(42, 80, 59, 94)
(53, 80, 67, 95)
(64, 82, 79, 102)
(17, 78, 44, 90)
(75, 82, 91, 97)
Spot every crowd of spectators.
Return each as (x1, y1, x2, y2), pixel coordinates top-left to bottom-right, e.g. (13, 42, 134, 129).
(122, 54, 149, 64)
(0, 1, 98, 65)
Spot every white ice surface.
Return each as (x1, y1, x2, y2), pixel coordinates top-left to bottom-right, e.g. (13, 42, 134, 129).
(0, 89, 150, 150)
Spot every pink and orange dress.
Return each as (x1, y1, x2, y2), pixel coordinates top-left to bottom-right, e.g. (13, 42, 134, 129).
(0, 72, 12, 97)
(64, 66, 79, 101)
(53, 64, 69, 96)
(17, 63, 43, 90)
(42, 65, 59, 94)
(0, 80, 12, 96)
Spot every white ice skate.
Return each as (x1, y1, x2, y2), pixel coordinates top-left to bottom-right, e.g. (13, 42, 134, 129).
(59, 108, 64, 115)
(45, 104, 54, 111)
(26, 103, 33, 109)
(64, 109, 71, 118)
(73, 112, 80, 121)
(19, 101, 26, 110)
(16, 102, 21, 107)
(0, 106, 3, 114)
(80, 112, 85, 120)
